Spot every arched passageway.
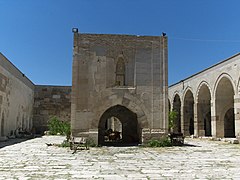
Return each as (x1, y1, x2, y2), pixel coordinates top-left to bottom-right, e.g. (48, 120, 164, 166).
(173, 94, 181, 133)
(197, 84, 211, 136)
(224, 108, 235, 137)
(204, 112, 211, 136)
(105, 117, 122, 134)
(1, 113, 4, 136)
(98, 105, 139, 146)
(183, 90, 194, 136)
(215, 77, 235, 137)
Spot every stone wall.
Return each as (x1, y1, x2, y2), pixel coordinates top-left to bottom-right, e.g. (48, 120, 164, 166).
(0, 53, 34, 137)
(71, 32, 168, 144)
(33, 85, 71, 134)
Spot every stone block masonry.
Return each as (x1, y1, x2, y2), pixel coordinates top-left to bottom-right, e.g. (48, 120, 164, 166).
(71, 31, 168, 145)
(33, 85, 71, 134)
(0, 53, 72, 137)
(0, 53, 34, 137)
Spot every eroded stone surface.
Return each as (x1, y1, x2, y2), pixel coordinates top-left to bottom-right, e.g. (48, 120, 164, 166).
(33, 85, 71, 134)
(0, 53, 34, 137)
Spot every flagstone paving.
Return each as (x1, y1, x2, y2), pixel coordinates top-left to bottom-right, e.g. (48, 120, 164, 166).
(0, 136, 240, 179)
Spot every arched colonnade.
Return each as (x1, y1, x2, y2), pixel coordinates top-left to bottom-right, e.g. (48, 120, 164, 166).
(169, 54, 240, 139)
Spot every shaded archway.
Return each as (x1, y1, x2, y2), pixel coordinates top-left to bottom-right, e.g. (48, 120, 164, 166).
(197, 83, 211, 136)
(173, 94, 181, 133)
(1, 113, 4, 136)
(183, 90, 194, 136)
(204, 112, 211, 136)
(98, 105, 139, 146)
(168, 99, 171, 112)
(215, 76, 235, 137)
(224, 108, 235, 137)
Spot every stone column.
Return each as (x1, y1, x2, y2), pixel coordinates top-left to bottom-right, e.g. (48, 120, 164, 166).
(181, 104, 185, 134)
(211, 99, 217, 138)
(234, 95, 240, 139)
(194, 102, 199, 137)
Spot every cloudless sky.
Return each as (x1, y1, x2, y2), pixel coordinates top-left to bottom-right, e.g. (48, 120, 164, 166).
(0, 0, 240, 85)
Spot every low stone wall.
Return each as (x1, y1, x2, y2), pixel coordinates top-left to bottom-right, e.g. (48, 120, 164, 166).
(33, 85, 71, 134)
(141, 128, 168, 143)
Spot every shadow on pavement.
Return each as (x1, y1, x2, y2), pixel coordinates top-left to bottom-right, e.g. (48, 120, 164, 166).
(181, 143, 201, 147)
(0, 135, 42, 149)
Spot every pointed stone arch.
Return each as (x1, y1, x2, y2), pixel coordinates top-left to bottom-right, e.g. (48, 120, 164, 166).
(214, 74, 235, 137)
(90, 91, 149, 136)
(213, 73, 236, 98)
(196, 81, 212, 136)
(196, 81, 212, 102)
(182, 86, 194, 99)
(98, 105, 139, 145)
(89, 91, 150, 143)
(183, 89, 194, 136)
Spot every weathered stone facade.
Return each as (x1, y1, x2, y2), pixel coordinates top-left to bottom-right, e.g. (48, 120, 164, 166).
(168, 53, 240, 140)
(71, 32, 168, 145)
(3, 30, 240, 145)
(0, 53, 34, 137)
(33, 85, 71, 134)
(0, 53, 71, 137)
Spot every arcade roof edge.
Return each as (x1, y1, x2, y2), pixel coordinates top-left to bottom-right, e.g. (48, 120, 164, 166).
(169, 52, 240, 88)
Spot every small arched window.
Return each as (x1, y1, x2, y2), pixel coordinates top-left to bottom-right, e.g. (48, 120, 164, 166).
(116, 58, 125, 86)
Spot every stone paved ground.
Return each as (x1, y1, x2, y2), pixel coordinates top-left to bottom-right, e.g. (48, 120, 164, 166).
(0, 136, 240, 179)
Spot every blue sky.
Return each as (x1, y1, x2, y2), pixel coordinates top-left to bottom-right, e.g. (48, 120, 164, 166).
(0, 0, 240, 85)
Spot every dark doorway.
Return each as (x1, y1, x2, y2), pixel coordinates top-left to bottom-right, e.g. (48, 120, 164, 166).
(189, 118, 194, 135)
(98, 105, 139, 146)
(204, 112, 211, 136)
(183, 90, 194, 136)
(1, 113, 4, 136)
(197, 84, 211, 137)
(173, 94, 181, 133)
(224, 108, 235, 138)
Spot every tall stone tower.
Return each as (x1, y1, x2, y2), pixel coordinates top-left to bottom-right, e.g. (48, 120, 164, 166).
(71, 29, 168, 145)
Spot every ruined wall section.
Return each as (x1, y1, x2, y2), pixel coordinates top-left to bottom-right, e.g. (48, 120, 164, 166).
(33, 85, 71, 134)
(0, 53, 34, 137)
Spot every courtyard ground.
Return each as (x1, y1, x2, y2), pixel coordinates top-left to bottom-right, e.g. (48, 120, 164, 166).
(0, 136, 240, 179)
